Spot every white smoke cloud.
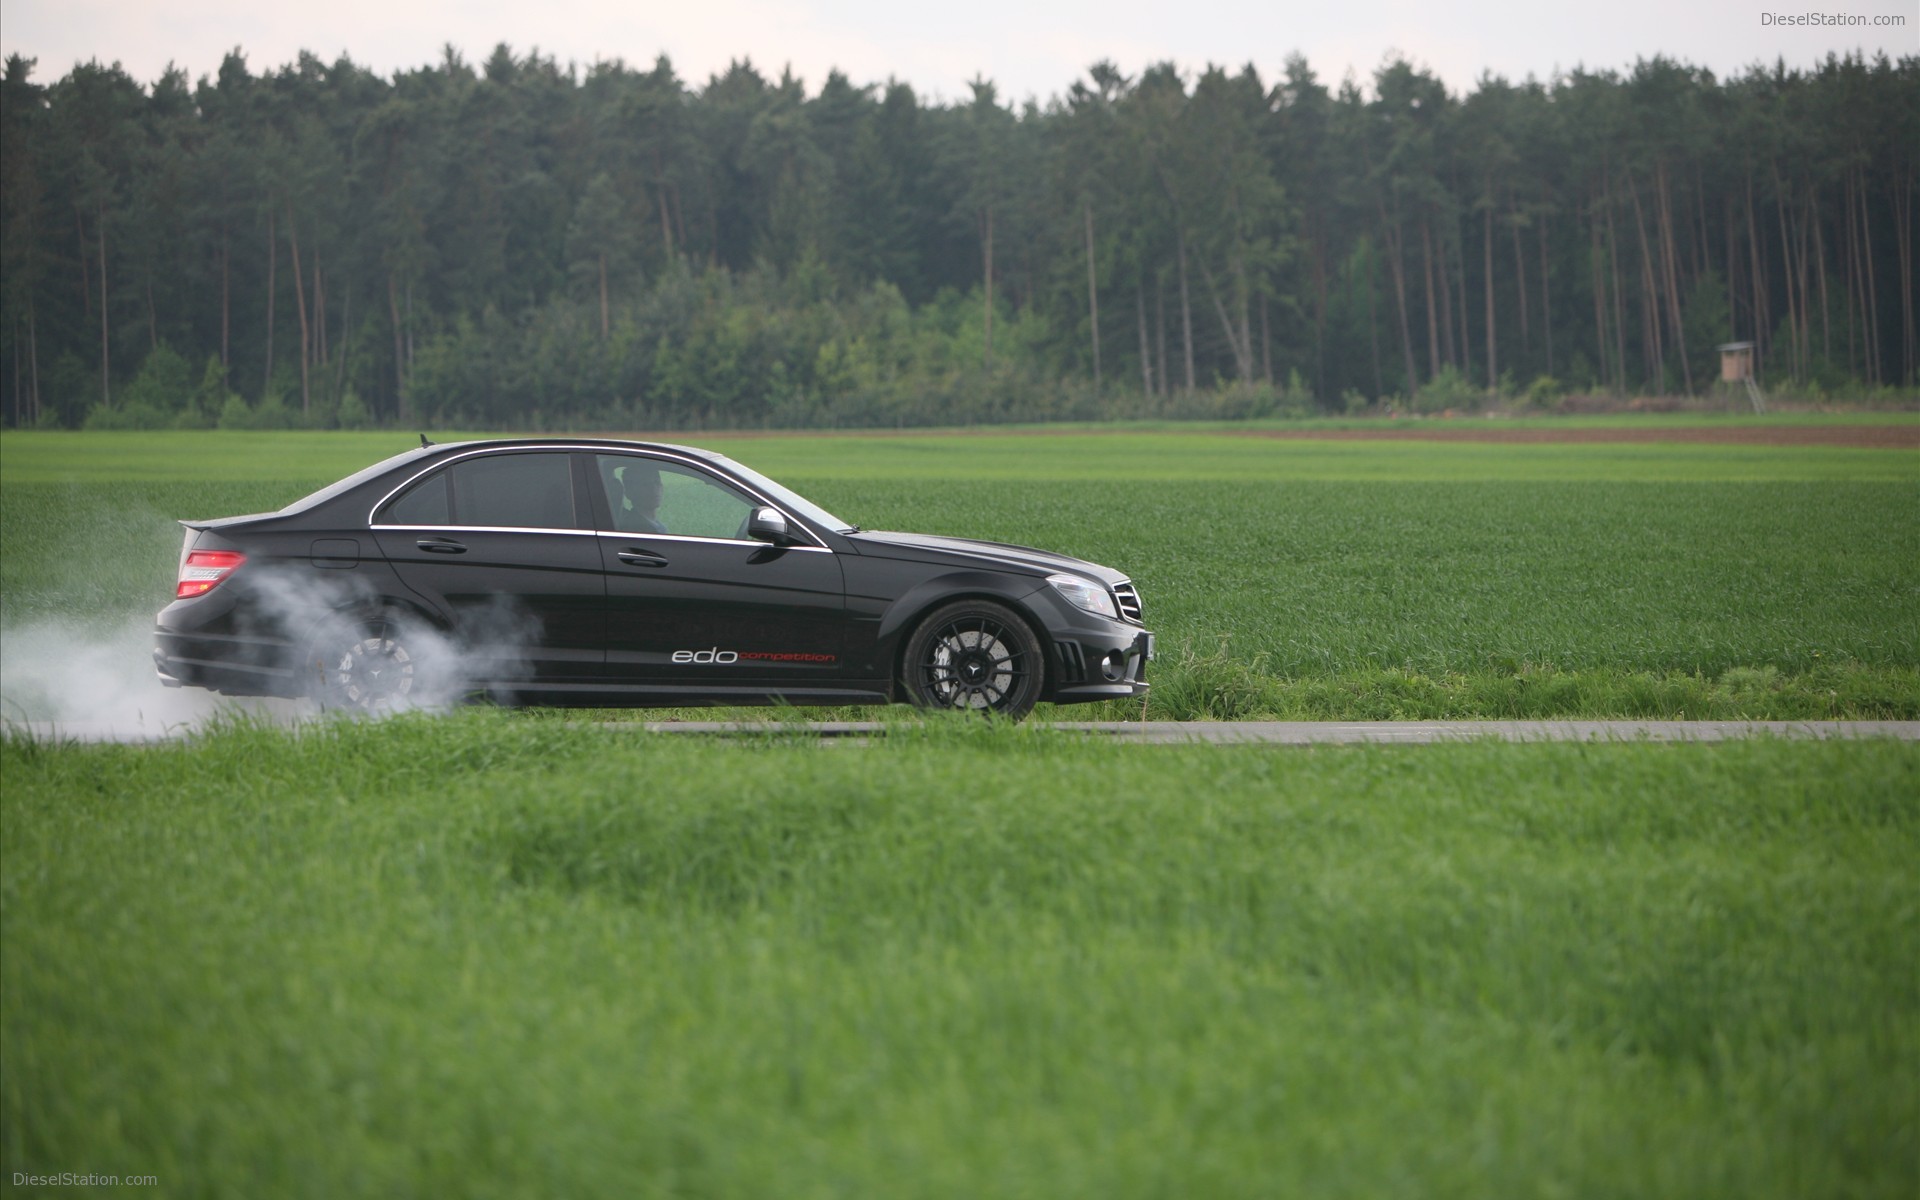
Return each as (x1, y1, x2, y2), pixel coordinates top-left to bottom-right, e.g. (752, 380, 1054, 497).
(2, 566, 543, 741)
(247, 567, 540, 716)
(0, 617, 304, 741)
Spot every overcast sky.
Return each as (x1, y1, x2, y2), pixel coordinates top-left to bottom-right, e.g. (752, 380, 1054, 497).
(1, 0, 1912, 100)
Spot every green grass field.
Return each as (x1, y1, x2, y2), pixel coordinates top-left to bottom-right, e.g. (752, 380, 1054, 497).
(4, 416, 1915, 484)
(4, 715, 1916, 1198)
(4, 419, 1915, 719)
(2, 420, 1917, 1197)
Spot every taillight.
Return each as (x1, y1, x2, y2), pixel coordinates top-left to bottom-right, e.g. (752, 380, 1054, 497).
(177, 550, 246, 598)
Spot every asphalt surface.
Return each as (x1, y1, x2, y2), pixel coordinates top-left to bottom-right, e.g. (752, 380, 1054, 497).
(636, 719, 1920, 743)
(15, 718, 1915, 744)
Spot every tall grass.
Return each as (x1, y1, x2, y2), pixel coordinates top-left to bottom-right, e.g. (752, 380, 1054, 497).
(3, 715, 1915, 1197)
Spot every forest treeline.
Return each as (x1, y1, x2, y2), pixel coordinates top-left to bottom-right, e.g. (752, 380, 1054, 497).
(1, 45, 1915, 431)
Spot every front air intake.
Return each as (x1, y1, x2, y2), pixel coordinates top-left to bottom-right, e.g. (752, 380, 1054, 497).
(1112, 581, 1143, 624)
(1054, 640, 1088, 685)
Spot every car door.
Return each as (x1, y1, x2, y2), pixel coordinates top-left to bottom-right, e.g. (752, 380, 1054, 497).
(590, 452, 847, 683)
(370, 449, 605, 683)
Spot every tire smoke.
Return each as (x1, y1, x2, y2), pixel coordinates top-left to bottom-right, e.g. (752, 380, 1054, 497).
(2, 566, 542, 741)
(0, 617, 305, 740)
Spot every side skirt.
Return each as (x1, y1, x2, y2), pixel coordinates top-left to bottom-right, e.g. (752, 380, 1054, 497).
(481, 682, 895, 709)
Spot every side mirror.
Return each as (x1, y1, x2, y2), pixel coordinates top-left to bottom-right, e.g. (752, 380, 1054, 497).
(746, 505, 793, 545)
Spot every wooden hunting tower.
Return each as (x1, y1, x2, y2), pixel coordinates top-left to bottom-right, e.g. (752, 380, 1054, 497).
(1716, 341, 1765, 412)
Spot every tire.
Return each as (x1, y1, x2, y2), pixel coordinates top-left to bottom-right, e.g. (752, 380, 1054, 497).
(305, 611, 431, 714)
(900, 600, 1044, 719)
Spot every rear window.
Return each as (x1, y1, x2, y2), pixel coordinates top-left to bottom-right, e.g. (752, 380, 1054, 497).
(376, 452, 578, 529)
(383, 471, 450, 525)
(451, 453, 576, 529)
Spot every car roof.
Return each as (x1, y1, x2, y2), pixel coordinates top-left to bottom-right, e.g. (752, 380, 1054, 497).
(425, 437, 712, 455)
(277, 439, 733, 522)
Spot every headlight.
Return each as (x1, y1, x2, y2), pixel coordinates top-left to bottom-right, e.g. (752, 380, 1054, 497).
(1047, 573, 1119, 619)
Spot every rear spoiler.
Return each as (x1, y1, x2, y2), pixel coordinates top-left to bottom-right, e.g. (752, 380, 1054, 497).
(178, 512, 279, 532)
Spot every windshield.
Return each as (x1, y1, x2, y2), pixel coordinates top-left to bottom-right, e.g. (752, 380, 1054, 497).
(698, 452, 852, 533)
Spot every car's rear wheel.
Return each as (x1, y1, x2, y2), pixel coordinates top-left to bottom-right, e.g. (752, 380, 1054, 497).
(305, 612, 429, 714)
(901, 600, 1044, 719)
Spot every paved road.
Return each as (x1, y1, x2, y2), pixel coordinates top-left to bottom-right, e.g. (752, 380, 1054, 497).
(636, 719, 1920, 743)
(12, 717, 1916, 745)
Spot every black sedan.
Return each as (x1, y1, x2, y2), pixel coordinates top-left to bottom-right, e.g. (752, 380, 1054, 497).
(155, 439, 1152, 718)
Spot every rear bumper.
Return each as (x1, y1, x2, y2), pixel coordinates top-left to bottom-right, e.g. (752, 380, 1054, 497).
(153, 627, 302, 698)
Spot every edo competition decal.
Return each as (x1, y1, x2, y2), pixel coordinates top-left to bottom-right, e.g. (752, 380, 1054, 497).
(670, 647, 838, 664)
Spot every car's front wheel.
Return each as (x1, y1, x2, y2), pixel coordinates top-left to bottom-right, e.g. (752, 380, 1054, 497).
(305, 612, 432, 714)
(900, 600, 1044, 719)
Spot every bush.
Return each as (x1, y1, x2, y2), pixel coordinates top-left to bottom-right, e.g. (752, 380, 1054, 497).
(187, 356, 241, 426)
(1274, 369, 1317, 418)
(118, 343, 194, 415)
(249, 392, 294, 430)
(170, 405, 216, 430)
(337, 390, 374, 430)
(215, 393, 253, 430)
(1524, 375, 1565, 410)
(1412, 363, 1484, 413)
(81, 402, 171, 430)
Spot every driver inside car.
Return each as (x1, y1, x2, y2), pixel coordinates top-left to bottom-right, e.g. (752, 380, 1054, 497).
(604, 461, 666, 534)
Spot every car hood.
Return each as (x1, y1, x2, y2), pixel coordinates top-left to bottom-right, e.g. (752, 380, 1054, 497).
(846, 530, 1127, 585)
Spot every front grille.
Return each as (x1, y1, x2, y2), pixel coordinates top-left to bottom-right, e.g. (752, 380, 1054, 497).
(1112, 581, 1143, 624)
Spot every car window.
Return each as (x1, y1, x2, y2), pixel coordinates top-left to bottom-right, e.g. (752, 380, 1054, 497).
(694, 450, 851, 533)
(382, 470, 451, 525)
(596, 455, 755, 539)
(451, 453, 577, 529)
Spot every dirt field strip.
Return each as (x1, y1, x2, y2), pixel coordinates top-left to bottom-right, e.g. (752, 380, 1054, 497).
(610, 422, 1920, 450)
(1245, 425, 1920, 449)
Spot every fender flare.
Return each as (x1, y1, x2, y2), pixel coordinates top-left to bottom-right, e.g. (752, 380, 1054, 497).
(875, 572, 1051, 685)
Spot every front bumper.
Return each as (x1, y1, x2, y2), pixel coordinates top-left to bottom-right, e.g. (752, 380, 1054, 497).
(1018, 575, 1154, 707)
(1049, 628, 1153, 703)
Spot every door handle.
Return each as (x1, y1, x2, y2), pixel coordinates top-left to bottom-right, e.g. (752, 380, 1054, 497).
(417, 538, 467, 554)
(617, 548, 669, 568)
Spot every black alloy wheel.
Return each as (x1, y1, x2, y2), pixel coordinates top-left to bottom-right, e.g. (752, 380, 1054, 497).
(307, 613, 425, 714)
(901, 600, 1044, 719)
